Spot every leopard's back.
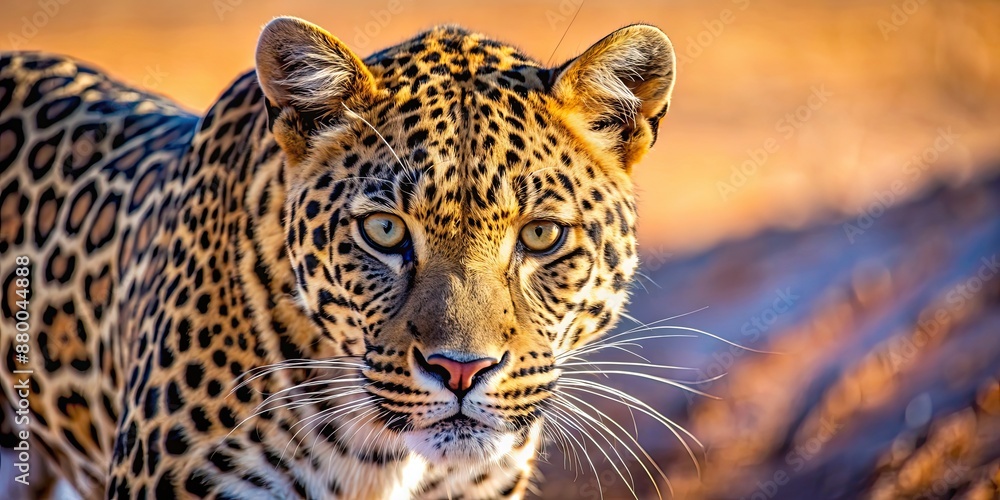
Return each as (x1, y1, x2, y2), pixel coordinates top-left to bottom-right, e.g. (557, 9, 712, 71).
(0, 52, 198, 497)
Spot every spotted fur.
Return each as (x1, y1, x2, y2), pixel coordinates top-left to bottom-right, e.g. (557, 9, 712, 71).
(0, 17, 675, 499)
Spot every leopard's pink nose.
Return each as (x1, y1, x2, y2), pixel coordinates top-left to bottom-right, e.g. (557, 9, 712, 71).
(416, 351, 500, 393)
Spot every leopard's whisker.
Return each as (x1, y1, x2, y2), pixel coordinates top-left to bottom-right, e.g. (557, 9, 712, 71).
(256, 376, 366, 402)
(556, 369, 717, 399)
(538, 417, 581, 475)
(554, 366, 644, 439)
(354, 410, 403, 461)
(232, 358, 364, 393)
(259, 390, 362, 412)
(343, 406, 390, 456)
(614, 306, 710, 335)
(548, 401, 644, 500)
(611, 324, 773, 353)
(557, 361, 697, 371)
(319, 404, 383, 456)
(631, 275, 652, 294)
(241, 357, 365, 376)
(263, 391, 371, 427)
(560, 344, 653, 364)
(633, 270, 662, 290)
(341, 104, 425, 201)
(332, 408, 408, 480)
(282, 397, 377, 462)
(356, 414, 390, 459)
(620, 311, 645, 325)
(560, 365, 725, 387)
(541, 407, 605, 499)
(252, 377, 366, 407)
(255, 376, 366, 404)
(558, 378, 704, 477)
(287, 395, 374, 433)
(559, 377, 705, 447)
(256, 387, 369, 415)
(549, 418, 584, 474)
(554, 393, 671, 499)
(222, 388, 370, 451)
(313, 407, 385, 475)
(550, 397, 641, 497)
(556, 334, 696, 361)
(234, 365, 359, 392)
(316, 405, 388, 471)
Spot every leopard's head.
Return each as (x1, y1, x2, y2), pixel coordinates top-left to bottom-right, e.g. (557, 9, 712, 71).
(255, 17, 675, 464)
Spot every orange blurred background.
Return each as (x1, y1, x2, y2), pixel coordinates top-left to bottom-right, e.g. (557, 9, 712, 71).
(4, 0, 998, 257)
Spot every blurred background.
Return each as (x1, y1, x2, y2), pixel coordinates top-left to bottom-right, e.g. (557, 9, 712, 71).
(3, 0, 999, 498)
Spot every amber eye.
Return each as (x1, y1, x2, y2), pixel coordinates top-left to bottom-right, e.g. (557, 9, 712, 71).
(361, 213, 408, 250)
(519, 221, 564, 253)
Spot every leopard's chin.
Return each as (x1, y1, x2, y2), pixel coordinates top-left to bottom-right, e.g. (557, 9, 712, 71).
(403, 415, 517, 464)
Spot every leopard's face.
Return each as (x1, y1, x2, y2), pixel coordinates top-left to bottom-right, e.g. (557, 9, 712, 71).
(256, 18, 675, 464)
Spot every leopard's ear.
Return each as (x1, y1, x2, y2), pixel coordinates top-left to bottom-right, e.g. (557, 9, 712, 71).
(256, 16, 377, 163)
(550, 24, 675, 172)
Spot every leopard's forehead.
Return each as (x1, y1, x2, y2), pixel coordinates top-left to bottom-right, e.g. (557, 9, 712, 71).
(304, 27, 624, 259)
(363, 26, 551, 91)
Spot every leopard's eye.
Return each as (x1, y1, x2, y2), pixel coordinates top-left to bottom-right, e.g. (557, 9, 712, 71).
(519, 220, 564, 253)
(361, 213, 408, 251)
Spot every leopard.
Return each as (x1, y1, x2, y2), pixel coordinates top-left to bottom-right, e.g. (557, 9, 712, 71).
(0, 17, 677, 499)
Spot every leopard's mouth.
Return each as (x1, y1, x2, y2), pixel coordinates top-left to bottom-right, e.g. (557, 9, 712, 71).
(441, 413, 476, 423)
(361, 350, 549, 462)
(431, 413, 488, 432)
(403, 413, 519, 462)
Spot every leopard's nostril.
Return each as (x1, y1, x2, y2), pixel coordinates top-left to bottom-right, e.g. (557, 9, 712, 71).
(413, 348, 502, 394)
(413, 348, 454, 386)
